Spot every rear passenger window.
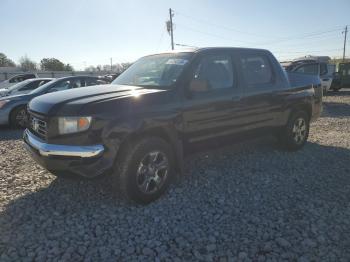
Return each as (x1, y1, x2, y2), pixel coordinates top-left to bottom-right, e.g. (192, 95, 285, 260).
(239, 54, 273, 87)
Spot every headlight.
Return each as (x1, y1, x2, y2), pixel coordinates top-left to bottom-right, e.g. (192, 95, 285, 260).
(0, 100, 10, 109)
(58, 116, 92, 134)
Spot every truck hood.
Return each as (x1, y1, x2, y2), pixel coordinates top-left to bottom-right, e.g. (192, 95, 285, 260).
(28, 84, 168, 116)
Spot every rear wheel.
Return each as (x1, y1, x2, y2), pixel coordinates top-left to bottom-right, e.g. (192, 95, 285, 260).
(10, 106, 27, 128)
(278, 111, 310, 151)
(114, 137, 175, 204)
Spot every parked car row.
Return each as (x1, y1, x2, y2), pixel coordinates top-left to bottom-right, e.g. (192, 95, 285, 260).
(0, 75, 108, 127)
(282, 56, 336, 95)
(0, 73, 38, 89)
(0, 78, 53, 97)
(22, 47, 322, 204)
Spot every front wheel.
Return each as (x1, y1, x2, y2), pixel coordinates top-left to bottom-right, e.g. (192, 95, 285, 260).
(278, 111, 310, 151)
(114, 137, 175, 204)
(10, 106, 27, 128)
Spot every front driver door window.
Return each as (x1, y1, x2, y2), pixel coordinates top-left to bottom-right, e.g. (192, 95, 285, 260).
(192, 54, 234, 91)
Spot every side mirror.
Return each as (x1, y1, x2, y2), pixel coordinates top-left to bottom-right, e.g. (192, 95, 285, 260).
(189, 79, 209, 93)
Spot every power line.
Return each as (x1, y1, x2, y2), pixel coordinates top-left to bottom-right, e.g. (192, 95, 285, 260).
(176, 23, 255, 44)
(257, 27, 343, 46)
(177, 23, 343, 50)
(176, 10, 345, 44)
(176, 10, 276, 38)
(166, 8, 348, 59)
(273, 48, 343, 54)
(269, 35, 342, 49)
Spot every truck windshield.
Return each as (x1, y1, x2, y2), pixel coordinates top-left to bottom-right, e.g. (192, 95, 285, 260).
(112, 52, 193, 88)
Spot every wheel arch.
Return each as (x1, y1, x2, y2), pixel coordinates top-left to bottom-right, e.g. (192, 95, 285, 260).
(115, 125, 184, 175)
(8, 103, 27, 125)
(289, 103, 312, 122)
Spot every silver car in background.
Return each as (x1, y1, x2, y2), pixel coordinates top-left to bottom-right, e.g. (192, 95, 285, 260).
(0, 75, 108, 127)
(0, 73, 37, 89)
(0, 78, 53, 97)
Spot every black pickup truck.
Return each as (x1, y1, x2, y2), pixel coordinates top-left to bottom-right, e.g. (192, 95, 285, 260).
(23, 47, 322, 204)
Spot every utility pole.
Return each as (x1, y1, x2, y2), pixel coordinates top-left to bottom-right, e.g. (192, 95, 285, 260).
(343, 25, 348, 62)
(110, 57, 113, 72)
(169, 8, 174, 50)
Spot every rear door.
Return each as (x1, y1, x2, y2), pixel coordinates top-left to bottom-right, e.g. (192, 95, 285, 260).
(234, 50, 286, 132)
(182, 50, 243, 144)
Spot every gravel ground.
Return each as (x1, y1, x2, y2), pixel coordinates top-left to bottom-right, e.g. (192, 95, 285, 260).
(1, 89, 350, 262)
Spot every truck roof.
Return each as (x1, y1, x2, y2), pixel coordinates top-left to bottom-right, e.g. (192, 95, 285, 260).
(148, 47, 271, 56)
(145, 47, 270, 57)
(293, 55, 331, 63)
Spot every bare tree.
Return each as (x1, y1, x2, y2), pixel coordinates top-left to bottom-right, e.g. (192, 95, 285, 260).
(19, 55, 37, 71)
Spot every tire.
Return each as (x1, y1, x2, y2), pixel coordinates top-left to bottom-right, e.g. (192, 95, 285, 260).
(10, 106, 27, 128)
(278, 111, 310, 151)
(114, 137, 175, 204)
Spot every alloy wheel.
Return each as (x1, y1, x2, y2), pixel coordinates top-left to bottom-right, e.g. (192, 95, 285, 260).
(15, 109, 27, 127)
(136, 151, 169, 194)
(292, 117, 307, 144)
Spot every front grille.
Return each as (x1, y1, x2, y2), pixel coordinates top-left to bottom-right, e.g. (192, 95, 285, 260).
(29, 114, 47, 139)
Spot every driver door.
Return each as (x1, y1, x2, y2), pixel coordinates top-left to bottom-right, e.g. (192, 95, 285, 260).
(182, 51, 243, 144)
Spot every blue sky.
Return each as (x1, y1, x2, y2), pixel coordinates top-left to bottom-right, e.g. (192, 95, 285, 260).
(1, 0, 349, 70)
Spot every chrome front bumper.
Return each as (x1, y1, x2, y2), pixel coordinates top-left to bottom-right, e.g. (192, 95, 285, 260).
(23, 129, 104, 158)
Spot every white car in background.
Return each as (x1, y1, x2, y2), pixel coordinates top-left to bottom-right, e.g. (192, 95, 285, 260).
(0, 78, 53, 97)
(0, 73, 37, 89)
